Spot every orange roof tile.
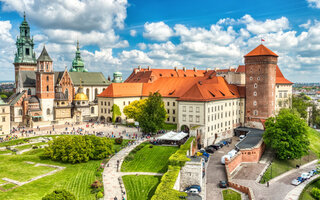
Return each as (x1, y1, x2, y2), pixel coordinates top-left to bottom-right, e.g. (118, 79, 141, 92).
(245, 44, 278, 57)
(275, 65, 293, 84)
(236, 65, 245, 73)
(98, 83, 143, 98)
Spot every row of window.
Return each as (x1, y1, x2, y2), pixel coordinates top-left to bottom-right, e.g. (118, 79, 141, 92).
(101, 108, 111, 114)
(167, 117, 176, 122)
(166, 102, 176, 106)
(207, 118, 240, 132)
(207, 110, 241, 122)
(207, 101, 241, 113)
(182, 115, 200, 123)
(278, 91, 288, 98)
(182, 106, 200, 113)
(167, 109, 176, 114)
(101, 101, 112, 106)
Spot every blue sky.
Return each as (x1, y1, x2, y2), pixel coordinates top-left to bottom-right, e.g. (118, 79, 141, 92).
(0, 0, 320, 82)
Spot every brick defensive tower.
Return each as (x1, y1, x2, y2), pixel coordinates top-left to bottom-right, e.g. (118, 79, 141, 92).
(244, 44, 278, 129)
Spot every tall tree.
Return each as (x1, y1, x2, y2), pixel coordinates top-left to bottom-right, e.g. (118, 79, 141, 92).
(139, 92, 167, 134)
(111, 104, 121, 123)
(263, 109, 310, 160)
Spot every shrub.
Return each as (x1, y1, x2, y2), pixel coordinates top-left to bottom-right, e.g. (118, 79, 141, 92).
(312, 187, 320, 200)
(42, 135, 113, 163)
(115, 137, 123, 145)
(91, 180, 103, 189)
(149, 145, 153, 148)
(96, 191, 104, 199)
(42, 189, 76, 200)
(168, 137, 194, 167)
(32, 145, 39, 149)
(124, 154, 135, 162)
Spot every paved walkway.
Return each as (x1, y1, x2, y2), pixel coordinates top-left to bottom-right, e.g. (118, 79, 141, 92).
(103, 140, 146, 200)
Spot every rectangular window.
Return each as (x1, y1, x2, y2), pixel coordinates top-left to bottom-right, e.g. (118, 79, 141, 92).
(2, 117, 5, 122)
(183, 115, 186, 122)
(173, 109, 176, 114)
(108, 102, 110, 106)
(167, 117, 170, 121)
(2, 109, 4, 113)
(26, 48, 30, 55)
(189, 115, 193, 122)
(173, 117, 176, 122)
(104, 102, 106, 106)
(208, 116, 210, 122)
(123, 102, 125, 106)
(104, 109, 107, 113)
(189, 106, 193, 112)
(108, 109, 110, 114)
(279, 92, 282, 98)
(167, 109, 170, 114)
(128, 101, 130, 105)
(284, 92, 287, 98)
(196, 107, 200, 113)
(173, 102, 175, 106)
(167, 102, 170, 106)
(196, 116, 200, 123)
(101, 101, 103, 106)
(208, 108, 210, 113)
(183, 106, 186, 112)
(101, 108, 103, 113)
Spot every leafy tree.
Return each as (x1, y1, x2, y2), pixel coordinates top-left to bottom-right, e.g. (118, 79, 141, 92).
(123, 99, 147, 121)
(42, 189, 76, 200)
(111, 104, 121, 123)
(0, 94, 7, 99)
(263, 109, 310, 160)
(292, 95, 310, 119)
(139, 92, 167, 134)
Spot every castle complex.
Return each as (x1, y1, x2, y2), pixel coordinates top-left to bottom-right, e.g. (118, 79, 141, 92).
(6, 14, 122, 128)
(98, 45, 293, 147)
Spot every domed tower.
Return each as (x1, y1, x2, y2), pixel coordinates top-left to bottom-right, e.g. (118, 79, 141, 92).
(244, 44, 278, 129)
(69, 41, 88, 72)
(36, 46, 54, 121)
(14, 13, 37, 93)
(112, 71, 123, 83)
(73, 81, 90, 121)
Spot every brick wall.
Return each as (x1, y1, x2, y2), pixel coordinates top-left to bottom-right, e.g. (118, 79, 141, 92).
(225, 152, 243, 174)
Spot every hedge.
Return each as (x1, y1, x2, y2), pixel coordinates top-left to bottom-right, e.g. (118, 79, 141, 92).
(151, 137, 194, 200)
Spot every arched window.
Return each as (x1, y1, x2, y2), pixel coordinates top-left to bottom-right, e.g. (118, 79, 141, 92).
(86, 88, 90, 100)
(19, 109, 23, 116)
(46, 64, 49, 70)
(46, 76, 49, 81)
(46, 108, 50, 115)
(65, 89, 69, 99)
(46, 85, 49, 91)
(91, 107, 95, 114)
(28, 89, 31, 95)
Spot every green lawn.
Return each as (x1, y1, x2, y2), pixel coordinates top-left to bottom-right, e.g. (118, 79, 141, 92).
(222, 189, 241, 200)
(15, 142, 47, 151)
(0, 150, 12, 155)
(0, 135, 57, 147)
(123, 175, 161, 200)
(1, 183, 17, 190)
(260, 128, 319, 184)
(299, 178, 320, 200)
(112, 139, 131, 153)
(121, 143, 178, 173)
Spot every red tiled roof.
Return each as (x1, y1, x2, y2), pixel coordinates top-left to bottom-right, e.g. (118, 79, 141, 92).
(275, 66, 293, 84)
(236, 65, 245, 73)
(97, 83, 143, 98)
(245, 44, 278, 57)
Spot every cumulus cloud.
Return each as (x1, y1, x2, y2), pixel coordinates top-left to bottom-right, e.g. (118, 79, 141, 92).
(241, 15, 289, 34)
(143, 21, 174, 41)
(130, 30, 137, 37)
(307, 0, 320, 8)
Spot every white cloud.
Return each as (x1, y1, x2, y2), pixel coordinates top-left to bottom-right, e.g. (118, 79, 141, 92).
(130, 30, 137, 37)
(307, 0, 320, 8)
(143, 21, 173, 41)
(137, 43, 147, 50)
(299, 20, 312, 29)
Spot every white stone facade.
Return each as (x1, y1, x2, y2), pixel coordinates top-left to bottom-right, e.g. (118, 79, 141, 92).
(40, 99, 54, 121)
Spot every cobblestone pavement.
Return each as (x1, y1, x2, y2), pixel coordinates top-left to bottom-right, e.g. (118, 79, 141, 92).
(231, 163, 267, 180)
(206, 137, 238, 200)
(103, 140, 146, 200)
(233, 160, 319, 200)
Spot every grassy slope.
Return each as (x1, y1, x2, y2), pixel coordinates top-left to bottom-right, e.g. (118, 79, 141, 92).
(121, 143, 178, 173)
(299, 178, 320, 200)
(222, 189, 241, 200)
(123, 175, 161, 200)
(261, 128, 319, 183)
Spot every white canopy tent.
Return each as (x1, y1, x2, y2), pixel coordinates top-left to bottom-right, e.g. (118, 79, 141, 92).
(157, 131, 188, 141)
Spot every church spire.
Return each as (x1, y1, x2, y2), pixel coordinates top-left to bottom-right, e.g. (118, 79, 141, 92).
(70, 41, 88, 72)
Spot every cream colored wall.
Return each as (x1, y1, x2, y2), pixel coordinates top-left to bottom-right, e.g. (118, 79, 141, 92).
(163, 98, 178, 124)
(275, 84, 292, 113)
(224, 72, 246, 85)
(75, 86, 108, 102)
(178, 102, 205, 129)
(0, 105, 11, 135)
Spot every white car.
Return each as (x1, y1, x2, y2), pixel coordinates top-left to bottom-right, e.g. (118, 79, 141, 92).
(185, 188, 199, 194)
(291, 179, 302, 186)
(301, 172, 311, 179)
(239, 135, 245, 140)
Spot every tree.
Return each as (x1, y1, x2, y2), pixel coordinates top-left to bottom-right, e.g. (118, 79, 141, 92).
(111, 104, 121, 123)
(292, 94, 310, 119)
(263, 109, 310, 160)
(139, 92, 167, 134)
(123, 99, 147, 121)
(42, 189, 76, 200)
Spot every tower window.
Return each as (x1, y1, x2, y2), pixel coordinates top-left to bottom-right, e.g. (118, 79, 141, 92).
(47, 86, 49, 91)
(257, 77, 260, 81)
(253, 101, 257, 106)
(46, 64, 49, 70)
(250, 76, 253, 81)
(26, 48, 30, 55)
(46, 76, 49, 81)
(254, 83, 258, 88)
(253, 91, 257, 96)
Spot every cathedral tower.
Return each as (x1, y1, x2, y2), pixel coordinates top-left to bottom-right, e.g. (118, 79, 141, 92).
(70, 41, 88, 72)
(36, 46, 54, 121)
(14, 13, 37, 92)
(244, 44, 278, 129)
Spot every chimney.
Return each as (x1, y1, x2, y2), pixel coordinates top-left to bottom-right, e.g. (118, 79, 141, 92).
(193, 67, 197, 72)
(148, 66, 151, 71)
(214, 67, 219, 71)
(138, 65, 141, 70)
(183, 67, 186, 72)
(174, 66, 178, 72)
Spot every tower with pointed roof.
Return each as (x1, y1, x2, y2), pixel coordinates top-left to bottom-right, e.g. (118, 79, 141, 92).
(244, 44, 278, 128)
(14, 13, 37, 93)
(70, 41, 88, 72)
(36, 46, 54, 121)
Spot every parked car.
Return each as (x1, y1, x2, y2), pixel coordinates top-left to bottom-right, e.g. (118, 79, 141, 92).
(185, 185, 201, 192)
(217, 142, 224, 148)
(239, 135, 245, 140)
(221, 155, 231, 164)
(301, 172, 310, 180)
(219, 180, 228, 188)
(297, 177, 305, 182)
(228, 149, 237, 158)
(308, 170, 315, 178)
(209, 144, 221, 150)
(202, 152, 210, 158)
(201, 155, 208, 162)
(291, 178, 302, 186)
(205, 147, 215, 153)
(225, 138, 232, 144)
(185, 188, 199, 194)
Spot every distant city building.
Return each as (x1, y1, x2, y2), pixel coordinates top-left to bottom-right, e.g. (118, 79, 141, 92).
(7, 15, 112, 127)
(0, 97, 10, 135)
(98, 45, 293, 147)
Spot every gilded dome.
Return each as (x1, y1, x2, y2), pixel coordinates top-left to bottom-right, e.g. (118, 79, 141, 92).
(74, 92, 88, 101)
